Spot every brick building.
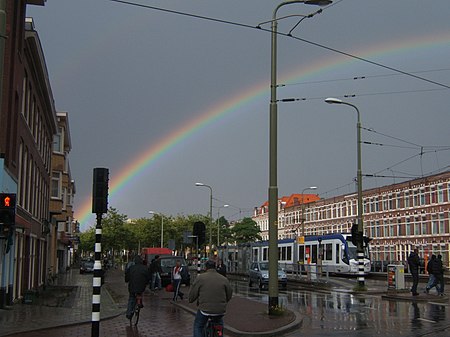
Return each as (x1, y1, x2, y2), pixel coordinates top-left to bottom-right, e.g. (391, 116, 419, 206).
(253, 171, 450, 268)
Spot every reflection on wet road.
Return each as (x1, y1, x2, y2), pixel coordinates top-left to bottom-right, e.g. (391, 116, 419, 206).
(232, 278, 450, 336)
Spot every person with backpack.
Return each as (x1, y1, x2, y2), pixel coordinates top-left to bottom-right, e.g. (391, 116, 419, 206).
(432, 255, 444, 296)
(425, 254, 437, 294)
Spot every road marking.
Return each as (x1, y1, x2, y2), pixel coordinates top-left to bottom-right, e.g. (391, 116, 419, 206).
(418, 318, 437, 323)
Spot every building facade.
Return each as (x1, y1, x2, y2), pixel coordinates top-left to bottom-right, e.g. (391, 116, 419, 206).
(49, 111, 75, 275)
(253, 171, 450, 268)
(0, 1, 75, 307)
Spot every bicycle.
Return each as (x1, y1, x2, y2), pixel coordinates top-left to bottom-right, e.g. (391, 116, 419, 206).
(129, 293, 143, 326)
(204, 314, 224, 337)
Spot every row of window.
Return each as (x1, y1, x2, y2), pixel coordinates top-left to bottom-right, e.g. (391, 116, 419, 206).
(18, 141, 50, 222)
(21, 71, 52, 169)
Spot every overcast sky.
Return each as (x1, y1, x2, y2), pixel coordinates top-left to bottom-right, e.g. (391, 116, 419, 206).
(27, 0, 450, 231)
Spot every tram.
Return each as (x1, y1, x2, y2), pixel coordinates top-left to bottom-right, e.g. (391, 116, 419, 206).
(219, 233, 371, 275)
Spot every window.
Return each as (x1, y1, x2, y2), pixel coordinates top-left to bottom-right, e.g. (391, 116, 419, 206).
(405, 217, 411, 236)
(325, 243, 332, 261)
(432, 214, 439, 234)
(439, 213, 445, 234)
(404, 191, 410, 208)
(51, 172, 61, 198)
(438, 185, 444, 203)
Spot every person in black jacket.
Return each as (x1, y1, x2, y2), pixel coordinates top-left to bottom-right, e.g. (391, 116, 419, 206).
(216, 258, 227, 277)
(125, 255, 151, 319)
(408, 248, 421, 296)
(431, 254, 445, 296)
(425, 254, 438, 294)
(149, 255, 163, 290)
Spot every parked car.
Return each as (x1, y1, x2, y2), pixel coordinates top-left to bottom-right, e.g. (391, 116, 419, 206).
(158, 256, 191, 287)
(248, 261, 287, 290)
(80, 260, 95, 274)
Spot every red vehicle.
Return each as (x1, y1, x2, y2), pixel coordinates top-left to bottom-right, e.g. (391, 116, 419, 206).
(141, 247, 172, 265)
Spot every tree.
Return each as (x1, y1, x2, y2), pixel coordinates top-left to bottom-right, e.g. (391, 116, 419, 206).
(78, 228, 95, 256)
(231, 217, 261, 243)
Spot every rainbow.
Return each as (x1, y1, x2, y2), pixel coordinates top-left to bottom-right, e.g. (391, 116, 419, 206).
(76, 32, 450, 229)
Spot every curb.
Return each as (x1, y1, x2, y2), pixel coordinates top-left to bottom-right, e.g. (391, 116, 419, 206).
(173, 301, 303, 337)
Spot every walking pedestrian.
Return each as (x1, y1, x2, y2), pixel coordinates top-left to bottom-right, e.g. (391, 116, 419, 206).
(425, 254, 437, 294)
(407, 248, 421, 296)
(149, 255, 162, 290)
(172, 260, 185, 301)
(435, 254, 445, 296)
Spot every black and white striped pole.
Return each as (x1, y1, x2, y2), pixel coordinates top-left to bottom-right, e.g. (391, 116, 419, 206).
(91, 168, 109, 337)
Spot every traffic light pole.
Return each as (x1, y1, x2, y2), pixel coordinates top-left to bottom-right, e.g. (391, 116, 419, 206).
(91, 168, 108, 337)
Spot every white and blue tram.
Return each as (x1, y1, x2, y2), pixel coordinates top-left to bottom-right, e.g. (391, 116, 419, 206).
(220, 233, 371, 275)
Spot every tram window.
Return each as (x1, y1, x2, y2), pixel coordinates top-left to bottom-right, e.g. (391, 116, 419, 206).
(312, 244, 318, 264)
(287, 246, 292, 261)
(335, 244, 339, 264)
(325, 243, 333, 261)
(299, 246, 305, 263)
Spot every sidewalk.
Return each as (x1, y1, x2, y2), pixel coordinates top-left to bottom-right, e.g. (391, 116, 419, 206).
(1, 267, 446, 337)
(0, 267, 302, 337)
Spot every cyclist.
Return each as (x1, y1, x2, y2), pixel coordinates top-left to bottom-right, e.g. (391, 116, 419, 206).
(125, 255, 151, 320)
(189, 259, 233, 337)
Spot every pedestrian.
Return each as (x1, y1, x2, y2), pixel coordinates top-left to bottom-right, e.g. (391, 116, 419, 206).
(216, 258, 227, 277)
(125, 255, 151, 320)
(149, 255, 162, 290)
(407, 248, 420, 296)
(432, 254, 445, 296)
(437, 254, 445, 295)
(172, 260, 185, 301)
(189, 259, 233, 337)
(425, 254, 437, 294)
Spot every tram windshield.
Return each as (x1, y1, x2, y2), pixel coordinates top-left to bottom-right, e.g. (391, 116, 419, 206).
(347, 244, 370, 260)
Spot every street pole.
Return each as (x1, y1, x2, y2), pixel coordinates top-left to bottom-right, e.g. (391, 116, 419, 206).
(149, 211, 164, 248)
(268, 0, 331, 315)
(195, 183, 213, 253)
(325, 98, 365, 288)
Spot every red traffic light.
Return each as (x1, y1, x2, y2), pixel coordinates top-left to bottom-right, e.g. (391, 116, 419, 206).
(0, 193, 16, 208)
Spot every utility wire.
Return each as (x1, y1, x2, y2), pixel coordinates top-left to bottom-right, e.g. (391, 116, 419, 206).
(107, 0, 450, 90)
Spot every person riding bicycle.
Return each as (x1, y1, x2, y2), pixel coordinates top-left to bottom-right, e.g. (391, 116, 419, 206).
(125, 255, 151, 320)
(189, 259, 233, 337)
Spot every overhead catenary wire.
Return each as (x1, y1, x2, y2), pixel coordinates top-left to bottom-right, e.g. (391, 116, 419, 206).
(106, 0, 450, 90)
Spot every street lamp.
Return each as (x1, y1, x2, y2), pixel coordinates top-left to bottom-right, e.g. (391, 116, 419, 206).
(216, 204, 229, 247)
(325, 97, 365, 288)
(195, 182, 213, 250)
(268, 0, 332, 314)
(301, 186, 317, 237)
(149, 211, 164, 248)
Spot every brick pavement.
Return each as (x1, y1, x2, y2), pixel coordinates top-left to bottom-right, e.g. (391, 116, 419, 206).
(0, 266, 301, 337)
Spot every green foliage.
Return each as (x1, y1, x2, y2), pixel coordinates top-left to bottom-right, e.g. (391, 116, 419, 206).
(231, 217, 261, 243)
(75, 208, 267, 259)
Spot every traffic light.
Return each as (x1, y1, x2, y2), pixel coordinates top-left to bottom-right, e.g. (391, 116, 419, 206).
(0, 193, 16, 237)
(92, 168, 109, 214)
(351, 222, 362, 247)
(193, 221, 206, 246)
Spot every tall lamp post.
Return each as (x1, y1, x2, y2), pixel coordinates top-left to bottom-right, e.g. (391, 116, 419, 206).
(300, 186, 317, 237)
(216, 204, 229, 247)
(149, 211, 164, 248)
(268, 0, 332, 314)
(195, 182, 213, 251)
(325, 97, 365, 288)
